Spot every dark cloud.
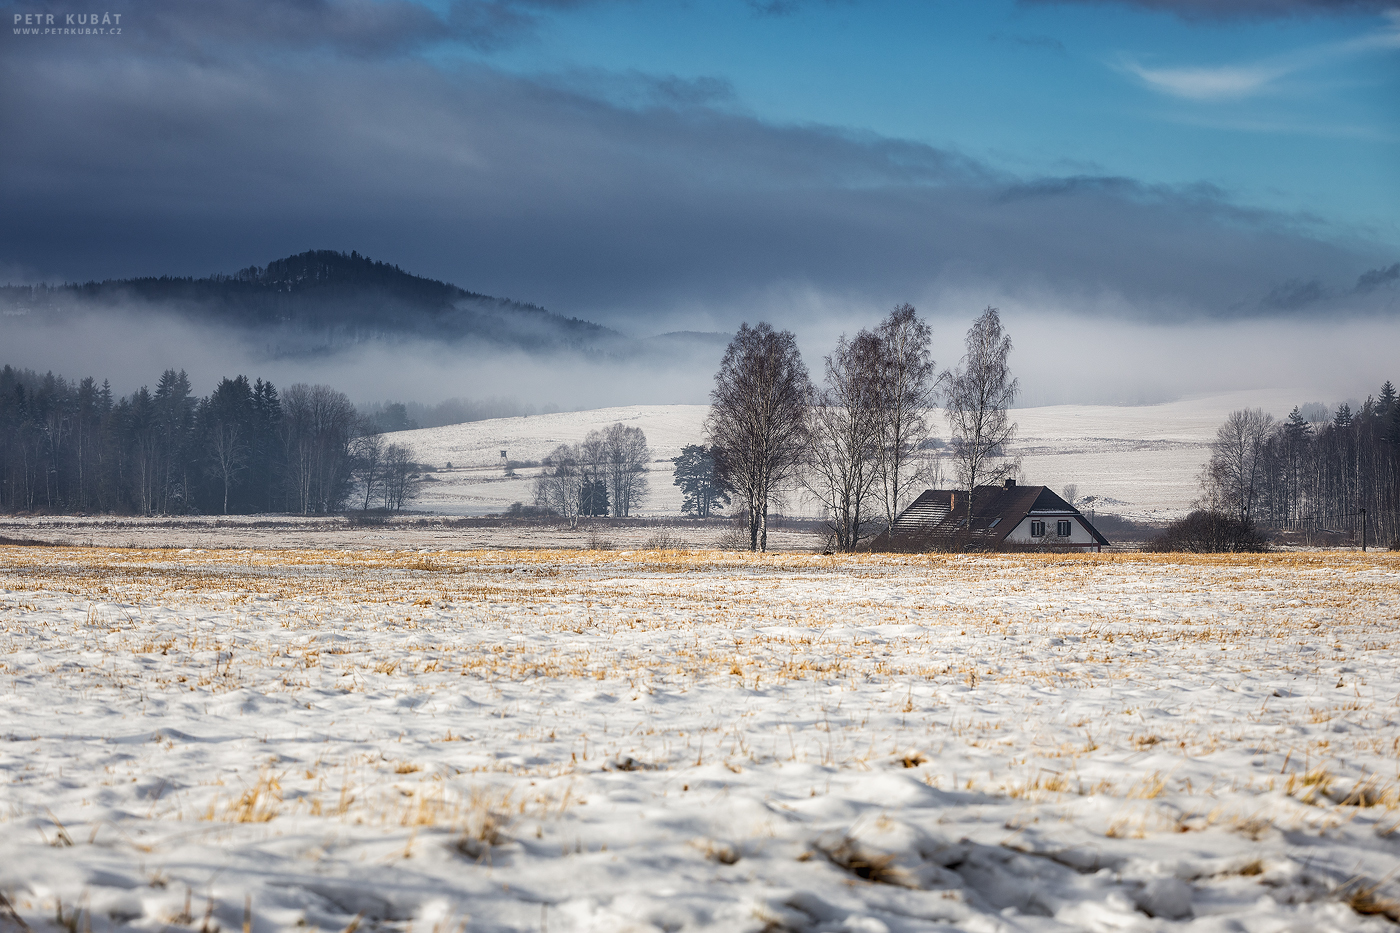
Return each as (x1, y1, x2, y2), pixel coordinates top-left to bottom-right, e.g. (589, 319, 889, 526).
(1261, 278, 1326, 310)
(1018, 0, 1395, 21)
(1356, 262, 1400, 293)
(1, 0, 611, 57)
(0, 31, 1391, 341)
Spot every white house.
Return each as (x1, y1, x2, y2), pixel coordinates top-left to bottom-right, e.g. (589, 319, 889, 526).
(876, 479, 1110, 551)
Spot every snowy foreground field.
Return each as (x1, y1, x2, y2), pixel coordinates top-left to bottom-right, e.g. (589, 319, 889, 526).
(3, 547, 1400, 932)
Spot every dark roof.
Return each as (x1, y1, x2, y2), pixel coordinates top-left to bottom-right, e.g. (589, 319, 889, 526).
(873, 483, 1110, 549)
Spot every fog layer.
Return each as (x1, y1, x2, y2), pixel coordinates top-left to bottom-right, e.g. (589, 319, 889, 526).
(3, 305, 1393, 411)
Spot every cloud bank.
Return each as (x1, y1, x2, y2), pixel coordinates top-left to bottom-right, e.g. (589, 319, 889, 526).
(2, 0, 1396, 406)
(2, 50, 1392, 328)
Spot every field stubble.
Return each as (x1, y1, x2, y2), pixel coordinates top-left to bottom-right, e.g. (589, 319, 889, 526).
(1, 546, 1398, 932)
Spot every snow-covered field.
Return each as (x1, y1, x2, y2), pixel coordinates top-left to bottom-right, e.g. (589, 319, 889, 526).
(0, 514, 822, 552)
(392, 390, 1304, 521)
(4, 545, 1400, 932)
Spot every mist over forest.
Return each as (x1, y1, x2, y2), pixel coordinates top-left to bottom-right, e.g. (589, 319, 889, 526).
(0, 249, 733, 410)
(3, 249, 1397, 412)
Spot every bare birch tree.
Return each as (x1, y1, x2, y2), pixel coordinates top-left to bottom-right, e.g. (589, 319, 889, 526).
(353, 431, 385, 511)
(943, 307, 1019, 534)
(207, 422, 248, 515)
(706, 323, 812, 551)
(1202, 408, 1276, 523)
(603, 423, 649, 517)
(805, 330, 885, 550)
(873, 304, 937, 531)
(280, 383, 357, 514)
(578, 430, 609, 515)
(534, 443, 584, 529)
(380, 443, 420, 511)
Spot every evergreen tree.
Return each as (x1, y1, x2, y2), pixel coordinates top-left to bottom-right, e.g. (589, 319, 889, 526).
(671, 444, 731, 518)
(200, 376, 255, 513)
(152, 369, 197, 513)
(1284, 406, 1311, 443)
(1379, 380, 1397, 418)
(251, 379, 283, 512)
(579, 479, 610, 517)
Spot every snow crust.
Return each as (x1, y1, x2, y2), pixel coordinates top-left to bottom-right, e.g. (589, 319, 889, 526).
(392, 390, 1302, 520)
(3, 546, 1399, 932)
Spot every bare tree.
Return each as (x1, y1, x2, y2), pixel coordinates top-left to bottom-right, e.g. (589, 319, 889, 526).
(380, 443, 421, 511)
(534, 443, 584, 529)
(603, 423, 649, 517)
(805, 330, 885, 550)
(1202, 408, 1276, 523)
(208, 422, 248, 515)
(943, 307, 1019, 534)
(1061, 483, 1078, 507)
(353, 431, 385, 511)
(281, 384, 357, 514)
(873, 304, 938, 532)
(706, 323, 812, 551)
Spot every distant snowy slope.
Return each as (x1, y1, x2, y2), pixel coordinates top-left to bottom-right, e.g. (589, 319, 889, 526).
(389, 390, 1303, 519)
(1014, 389, 1300, 443)
(1009, 389, 1303, 522)
(396, 404, 710, 468)
(391, 405, 710, 516)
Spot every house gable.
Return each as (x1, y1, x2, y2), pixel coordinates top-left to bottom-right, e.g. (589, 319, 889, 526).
(1004, 514, 1105, 547)
(877, 482, 1111, 550)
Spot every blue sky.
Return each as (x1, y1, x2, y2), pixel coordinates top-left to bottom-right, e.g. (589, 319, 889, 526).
(480, 1, 1399, 243)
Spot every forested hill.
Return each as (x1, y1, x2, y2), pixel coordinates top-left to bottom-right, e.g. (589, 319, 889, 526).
(0, 250, 621, 353)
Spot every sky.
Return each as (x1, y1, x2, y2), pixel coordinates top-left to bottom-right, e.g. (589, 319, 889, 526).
(2, 0, 1398, 406)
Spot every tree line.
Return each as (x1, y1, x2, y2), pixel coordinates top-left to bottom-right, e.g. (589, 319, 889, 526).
(1202, 384, 1400, 546)
(703, 305, 1018, 551)
(0, 364, 421, 515)
(532, 423, 651, 528)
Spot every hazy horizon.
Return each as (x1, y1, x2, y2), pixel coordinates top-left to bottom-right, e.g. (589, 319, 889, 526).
(3, 0, 1396, 407)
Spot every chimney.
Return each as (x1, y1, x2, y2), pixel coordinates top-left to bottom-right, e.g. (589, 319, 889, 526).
(1004, 478, 1016, 489)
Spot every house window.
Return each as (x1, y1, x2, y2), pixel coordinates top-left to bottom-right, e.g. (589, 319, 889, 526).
(1030, 520, 1045, 537)
(1057, 520, 1072, 537)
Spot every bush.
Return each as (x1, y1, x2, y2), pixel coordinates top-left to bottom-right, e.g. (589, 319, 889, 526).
(715, 524, 753, 551)
(504, 501, 555, 519)
(1145, 510, 1269, 553)
(345, 508, 393, 526)
(642, 528, 683, 550)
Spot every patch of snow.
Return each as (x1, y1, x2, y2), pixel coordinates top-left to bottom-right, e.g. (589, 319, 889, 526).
(1, 547, 1397, 932)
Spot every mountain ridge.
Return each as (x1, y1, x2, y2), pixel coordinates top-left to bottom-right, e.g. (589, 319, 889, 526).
(0, 249, 624, 354)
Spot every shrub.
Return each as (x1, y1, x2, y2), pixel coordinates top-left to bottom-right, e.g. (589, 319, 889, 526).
(1145, 510, 1269, 553)
(642, 528, 683, 550)
(504, 501, 555, 519)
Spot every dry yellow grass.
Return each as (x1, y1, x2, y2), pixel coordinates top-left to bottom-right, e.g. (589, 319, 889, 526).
(3, 545, 1398, 832)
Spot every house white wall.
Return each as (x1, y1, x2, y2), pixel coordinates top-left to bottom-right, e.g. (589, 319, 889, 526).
(1005, 513, 1100, 547)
